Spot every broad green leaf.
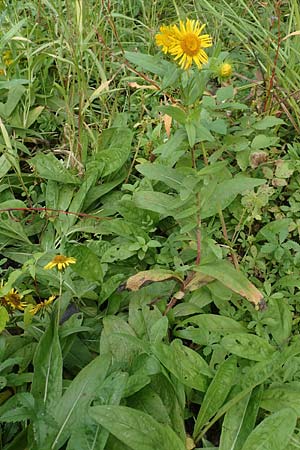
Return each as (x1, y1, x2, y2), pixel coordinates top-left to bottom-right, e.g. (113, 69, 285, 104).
(49, 354, 111, 449)
(26, 106, 45, 128)
(274, 160, 294, 178)
(220, 386, 262, 450)
(100, 316, 144, 368)
(89, 405, 186, 450)
(136, 163, 197, 196)
(0, 216, 31, 243)
(67, 244, 103, 283)
(262, 297, 292, 345)
(127, 385, 172, 426)
(0, 269, 23, 296)
(201, 176, 265, 218)
(0, 199, 27, 210)
(193, 356, 237, 437)
(67, 371, 128, 450)
(195, 261, 263, 308)
(0, 392, 35, 423)
(95, 146, 131, 177)
(95, 127, 132, 177)
(217, 86, 234, 102)
(0, 85, 26, 118)
(185, 122, 197, 147)
(149, 316, 169, 344)
(261, 383, 300, 415)
(256, 218, 292, 243)
(133, 191, 182, 215)
(125, 51, 167, 76)
(159, 105, 187, 124)
(195, 123, 215, 142)
(222, 333, 275, 361)
(253, 116, 284, 130)
(241, 408, 297, 450)
(129, 297, 165, 340)
(31, 316, 62, 412)
(0, 306, 9, 332)
(154, 129, 188, 166)
(63, 168, 98, 231)
(152, 339, 212, 392)
(251, 134, 279, 149)
(0, 154, 11, 178)
(151, 373, 185, 441)
(183, 314, 247, 334)
(30, 153, 80, 184)
(194, 343, 300, 443)
(83, 172, 126, 209)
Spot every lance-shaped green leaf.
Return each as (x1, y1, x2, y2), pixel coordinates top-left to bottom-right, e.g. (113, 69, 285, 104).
(241, 408, 297, 450)
(193, 356, 237, 437)
(31, 315, 62, 412)
(152, 339, 212, 392)
(49, 354, 111, 449)
(219, 386, 262, 450)
(67, 372, 128, 450)
(221, 333, 276, 361)
(201, 177, 265, 219)
(89, 405, 186, 450)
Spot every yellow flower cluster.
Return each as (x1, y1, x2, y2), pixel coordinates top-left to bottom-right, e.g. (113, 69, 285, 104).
(0, 254, 76, 318)
(0, 286, 56, 316)
(0, 50, 13, 76)
(155, 18, 212, 71)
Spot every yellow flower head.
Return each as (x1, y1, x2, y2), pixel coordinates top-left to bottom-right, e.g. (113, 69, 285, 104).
(2, 51, 13, 67)
(156, 18, 212, 71)
(1, 288, 27, 311)
(155, 25, 176, 54)
(29, 295, 56, 315)
(44, 255, 77, 271)
(219, 62, 233, 78)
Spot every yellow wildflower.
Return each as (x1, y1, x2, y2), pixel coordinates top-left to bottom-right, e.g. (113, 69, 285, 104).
(2, 50, 13, 67)
(156, 18, 212, 71)
(44, 254, 77, 271)
(155, 25, 176, 54)
(1, 288, 27, 311)
(219, 62, 233, 78)
(29, 295, 56, 315)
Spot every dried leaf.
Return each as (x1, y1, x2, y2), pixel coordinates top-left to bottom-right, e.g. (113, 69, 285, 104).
(128, 81, 158, 90)
(184, 273, 214, 292)
(195, 261, 264, 309)
(282, 30, 300, 41)
(163, 114, 172, 138)
(126, 269, 183, 291)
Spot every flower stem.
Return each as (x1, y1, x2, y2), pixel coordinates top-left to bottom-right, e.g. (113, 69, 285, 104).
(191, 145, 202, 265)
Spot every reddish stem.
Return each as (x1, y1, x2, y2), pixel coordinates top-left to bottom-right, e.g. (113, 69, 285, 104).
(0, 207, 111, 221)
(264, 1, 282, 112)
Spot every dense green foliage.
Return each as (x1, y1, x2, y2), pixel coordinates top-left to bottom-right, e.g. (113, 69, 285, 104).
(1, 0, 300, 449)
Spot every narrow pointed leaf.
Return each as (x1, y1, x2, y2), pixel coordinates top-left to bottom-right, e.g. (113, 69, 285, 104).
(89, 405, 186, 450)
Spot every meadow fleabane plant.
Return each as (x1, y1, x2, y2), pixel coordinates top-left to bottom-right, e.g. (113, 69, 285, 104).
(156, 18, 212, 70)
(44, 255, 76, 271)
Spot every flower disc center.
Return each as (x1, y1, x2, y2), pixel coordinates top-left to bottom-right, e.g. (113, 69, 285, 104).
(181, 33, 200, 56)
